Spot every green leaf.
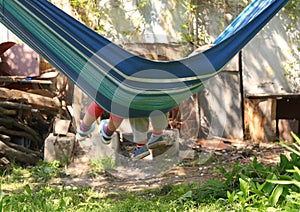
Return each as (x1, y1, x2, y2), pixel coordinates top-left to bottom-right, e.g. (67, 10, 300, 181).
(258, 181, 266, 191)
(287, 166, 300, 181)
(293, 143, 300, 152)
(290, 152, 299, 162)
(239, 178, 249, 197)
(250, 188, 264, 197)
(269, 185, 283, 206)
(291, 132, 300, 145)
(267, 180, 292, 185)
(252, 157, 258, 167)
(176, 190, 192, 203)
(279, 154, 289, 169)
(280, 143, 300, 157)
(263, 174, 277, 194)
(267, 179, 300, 188)
(25, 184, 32, 195)
(294, 166, 300, 176)
(278, 175, 293, 180)
(227, 191, 236, 204)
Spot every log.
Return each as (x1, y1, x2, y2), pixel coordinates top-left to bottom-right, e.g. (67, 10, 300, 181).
(3, 139, 42, 157)
(0, 133, 11, 142)
(0, 115, 38, 136)
(0, 105, 17, 115)
(0, 126, 39, 149)
(0, 87, 60, 111)
(0, 115, 42, 147)
(0, 100, 57, 120)
(37, 69, 58, 78)
(0, 76, 52, 84)
(0, 77, 52, 84)
(0, 140, 40, 165)
(26, 89, 55, 98)
(0, 101, 32, 110)
(0, 76, 26, 80)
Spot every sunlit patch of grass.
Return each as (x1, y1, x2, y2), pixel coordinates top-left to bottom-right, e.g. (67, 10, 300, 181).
(1, 181, 29, 194)
(90, 156, 116, 172)
(1, 164, 33, 194)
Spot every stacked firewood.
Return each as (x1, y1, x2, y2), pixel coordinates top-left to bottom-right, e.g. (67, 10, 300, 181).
(0, 69, 71, 166)
(0, 41, 76, 167)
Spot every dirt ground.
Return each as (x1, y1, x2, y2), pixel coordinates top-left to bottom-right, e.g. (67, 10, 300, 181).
(54, 133, 289, 194)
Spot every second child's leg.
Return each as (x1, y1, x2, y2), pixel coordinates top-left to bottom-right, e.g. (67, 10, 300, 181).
(147, 113, 168, 149)
(130, 117, 150, 160)
(100, 115, 123, 144)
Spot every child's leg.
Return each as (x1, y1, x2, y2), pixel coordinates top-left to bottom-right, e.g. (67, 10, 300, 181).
(129, 117, 150, 159)
(82, 102, 104, 126)
(101, 115, 123, 141)
(108, 115, 123, 132)
(130, 117, 149, 145)
(147, 113, 169, 149)
(150, 112, 168, 136)
(77, 102, 104, 138)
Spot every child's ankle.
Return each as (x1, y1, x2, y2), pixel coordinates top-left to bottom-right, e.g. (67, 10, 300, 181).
(103, 123, 114, 137)
(136, 142, 146, 148)
(151, 131, 163, 138)
(80, 121, 91, 132)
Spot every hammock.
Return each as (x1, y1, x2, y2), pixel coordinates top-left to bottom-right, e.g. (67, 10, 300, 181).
(0, 0, 289, 118)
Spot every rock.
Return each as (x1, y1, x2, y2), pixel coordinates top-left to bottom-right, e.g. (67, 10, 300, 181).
(44, 133, 75, 164)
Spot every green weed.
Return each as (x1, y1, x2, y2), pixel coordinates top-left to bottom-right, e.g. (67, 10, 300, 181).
(90, 157, 116, 173)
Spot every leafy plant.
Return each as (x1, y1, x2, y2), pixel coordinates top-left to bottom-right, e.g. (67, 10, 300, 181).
(218, 157, 274, 191)
(215, 132, 300, 210)
(30, 160, 63, 182)
(223, 163, 278, 210)
(266, 132, 300, 208)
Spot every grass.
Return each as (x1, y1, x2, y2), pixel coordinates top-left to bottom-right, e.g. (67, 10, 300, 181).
(0, 160, 225, 211)
(0, 133, 300, 211)
(90, 156, 116, 172)
(0, 176, 223, 211)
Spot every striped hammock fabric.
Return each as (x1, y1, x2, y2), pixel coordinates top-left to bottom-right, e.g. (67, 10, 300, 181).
(0, 0, 289, 117)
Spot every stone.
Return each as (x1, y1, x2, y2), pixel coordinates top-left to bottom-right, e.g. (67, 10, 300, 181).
(179, 149, 195, 160)
(150, 129, 179, 159)
(44, 133, 75, 164)
(53, 119, 71, 136)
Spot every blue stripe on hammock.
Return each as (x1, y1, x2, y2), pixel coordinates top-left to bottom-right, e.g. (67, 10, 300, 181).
(0, 0, 289, 117)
